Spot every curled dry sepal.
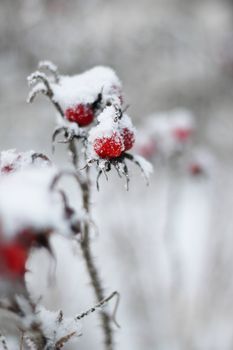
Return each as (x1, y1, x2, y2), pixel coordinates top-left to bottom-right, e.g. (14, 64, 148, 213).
(27, 60, 153, 190)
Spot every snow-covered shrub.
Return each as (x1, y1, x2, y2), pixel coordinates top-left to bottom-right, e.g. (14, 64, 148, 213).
(0, 61, 152, 350)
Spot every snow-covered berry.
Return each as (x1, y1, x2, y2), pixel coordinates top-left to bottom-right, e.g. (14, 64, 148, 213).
(93, 132, 123, 158)
(65, 104, 94, 127)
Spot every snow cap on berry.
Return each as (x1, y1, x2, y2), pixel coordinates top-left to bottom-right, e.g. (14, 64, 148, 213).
(88, 105, 125, 158)
(0, 168, 71, 240)
(52, 66, 122, 111)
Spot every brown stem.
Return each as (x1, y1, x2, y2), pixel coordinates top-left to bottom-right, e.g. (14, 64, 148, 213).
(69, 139, 115, 350)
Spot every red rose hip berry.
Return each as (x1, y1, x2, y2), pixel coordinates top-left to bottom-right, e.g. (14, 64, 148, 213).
(65, 104, 94, 127)
(94, 133, 123, 158)
(189, 163, 203, 176)
(0, 243, 28, 277)
(121, 128, 135, 151)
(173, 128, 192, 142)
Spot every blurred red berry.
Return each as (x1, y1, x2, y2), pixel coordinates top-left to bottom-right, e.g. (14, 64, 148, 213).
(94, 133, 123, 158)
(65, 104, 94, 126)
(0, 243, 28, 277)
(121, 128, 135, 151)
(189, 163, 203, 176)
(139, 141, 157, 159)
(173, 128, 192, 142)
(1, 165, 14, 174)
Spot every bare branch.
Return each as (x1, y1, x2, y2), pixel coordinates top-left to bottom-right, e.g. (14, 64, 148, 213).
(76, 291, 120, 329)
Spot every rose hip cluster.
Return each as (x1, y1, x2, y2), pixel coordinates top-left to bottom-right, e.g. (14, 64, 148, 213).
(28, 61, 152, 189)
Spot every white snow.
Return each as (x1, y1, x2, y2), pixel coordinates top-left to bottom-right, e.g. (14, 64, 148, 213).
(38, 60, 58, 74)
(37, 306, 81, 346)
(0, 168, 71, 239)
(52, 66, 122, 110)
(0, 149, 50, 174)
(88, 105, 120, 141)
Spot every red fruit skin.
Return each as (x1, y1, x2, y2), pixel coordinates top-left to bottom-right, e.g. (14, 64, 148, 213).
(173, 128, 192, 142)
(0, 244, 28, 278)
(0, 229, 37, 279)
(65, 104, 94, 126)
(94, 133, 123, 158)
(1, 155, 21, 174)
(121, 128, 135, 151)
(189, 163, 203, 176)
(1, 165, 14, 174)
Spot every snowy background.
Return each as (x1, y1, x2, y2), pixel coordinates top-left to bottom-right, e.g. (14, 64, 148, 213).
(1, 0, 233, 349)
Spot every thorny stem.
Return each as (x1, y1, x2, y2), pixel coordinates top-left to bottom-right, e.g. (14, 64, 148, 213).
(76, 291, 120, 327)
(69, 139, 116, 350)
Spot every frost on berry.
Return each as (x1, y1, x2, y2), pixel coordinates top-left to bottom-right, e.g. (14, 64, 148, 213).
(65, 104, 95, 126)
(88, 105, 135, 159)
(88, 105, 124, 157)
(87, 105, 152, 190)
(94, 132, 124, 158)
(121, 128, 135, 151)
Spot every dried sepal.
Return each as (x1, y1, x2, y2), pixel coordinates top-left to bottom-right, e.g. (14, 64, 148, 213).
(27, 71, 64, 118)
(38, 60, 60, 83)
(86, 152, 153, 190)
(55, 331, 77, 350)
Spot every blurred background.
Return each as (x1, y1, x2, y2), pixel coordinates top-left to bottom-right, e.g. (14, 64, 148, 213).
(1, 0, 233, 349)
